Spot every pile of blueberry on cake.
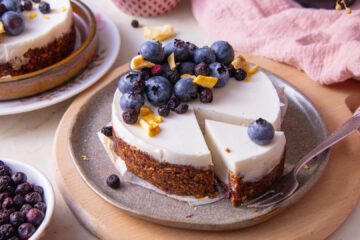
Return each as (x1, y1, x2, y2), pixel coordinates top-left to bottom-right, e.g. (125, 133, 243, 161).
(118, 39, 258, 128)
(0, 161, 46, 239)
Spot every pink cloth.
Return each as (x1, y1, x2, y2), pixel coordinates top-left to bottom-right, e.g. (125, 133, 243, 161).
(192, 0, 360, 84)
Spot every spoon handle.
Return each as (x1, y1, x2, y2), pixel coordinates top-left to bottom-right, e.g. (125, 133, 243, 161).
(295, 113, 360, 174)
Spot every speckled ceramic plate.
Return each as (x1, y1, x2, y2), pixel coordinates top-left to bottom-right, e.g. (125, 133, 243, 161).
(0, 3, 120, 115)
(68, 68, 330, 231)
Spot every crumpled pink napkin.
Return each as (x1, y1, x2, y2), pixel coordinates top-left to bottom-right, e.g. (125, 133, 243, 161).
(192, 0, 360, 85)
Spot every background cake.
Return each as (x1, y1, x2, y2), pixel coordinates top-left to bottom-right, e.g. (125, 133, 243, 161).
(0, 0, 75, 77)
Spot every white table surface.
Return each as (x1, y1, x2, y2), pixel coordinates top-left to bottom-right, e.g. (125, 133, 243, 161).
(0, 0, 358, 239)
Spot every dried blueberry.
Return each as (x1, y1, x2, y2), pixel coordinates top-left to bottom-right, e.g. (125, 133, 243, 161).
(11, 172, 27, 185)
(24, 192, 42, 205)
(9, 211, 25, 227)
(13, 194, 24, 208)
(0, 224, 15, 239)
(122, 108, 139, 124)
(131, 19, 139, 28)
(2, 197, 14, 209)
(158, 105, 170, 117)
(194, 62, 210, 76)
(174, 104, 189, 114)
(131, 79, 145, 93)
(15, 183, 32, 196)
(106, 174, 120, 189)
(23, 0, 32, 11)
(101, 126, 113, 137)
(167, 96, 180, 110)
(140, 69, 151, 81)
(199, 88, 213, 103)
(18, 223, 35, 239)
(39, 1, 50, 14)
(33, 202, 46, 213)
(234, 68, 247, 81)
(227, 64, 236, 78)
(26, 208, 44, 226)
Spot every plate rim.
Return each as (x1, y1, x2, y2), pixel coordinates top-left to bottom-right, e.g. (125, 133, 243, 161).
(66, 64, 330, 230)
(0, 3, 120, 116)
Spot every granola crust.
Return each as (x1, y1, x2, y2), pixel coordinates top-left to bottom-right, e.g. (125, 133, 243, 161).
(113, 131, 219, 199)
(228, 151, 286, 207)
(0, 24, 76, 77)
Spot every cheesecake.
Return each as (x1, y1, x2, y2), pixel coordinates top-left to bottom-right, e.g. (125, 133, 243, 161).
(0, 0, 75, 77)
(204, 120, 286, 206)
(109, 39, 287, 206)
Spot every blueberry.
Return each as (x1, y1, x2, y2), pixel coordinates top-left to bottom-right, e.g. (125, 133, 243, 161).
(234, 68, 247, 81)
(0, 175, 12, 192)
(0, 4, 7, 16)
(2, 197, 14, 209)
(0, 165, 11, 176)
(0, 211, 9, 225)
(167, 96, 180, 109)
(199, 88, 213, 103)
(18, 223, 35, 239)
(13, 194, 24, 208)
(9, 211, 25, 227)
(15, 183, 32, 196)
(161, 63, 180, 84)
(164, 39, 191, 62)
(139, 40, 164, 63)
(0, 224, 15, 239)
(227, 64, 236, 78)
(33, 202, 46, 213)
(131, 19, 139, 28)
(145, 76, 172, 106)
(31, 185, 43, 197)
(210, 41, 234, 65)
(209, 62, 229, 88)
(24, 192, 42, 205)
(1, 11, 24, 36)
(26, 208, 44, 226)
(19, 204, 32, 215)
(248, 118, 275, 145)
(140, 68, 151, 81)
(186, 41, 198, 56)
(11, 172, 27, 185)
(118, 72, 142, 94)
(158, 105, 170, 117)
(178, 62, 195, 75)
(100, 126, 113, 137)
(39, 1, 51, 14)
(194, 62, 210, 76)
(122, 108, 139, 124)
(106, 174, 120, 189)
(193, 46, 216, 64)
(22, 0, 32, 11)
(1, 0, 18, 12)
(174, 78, 198, 102)
(119, 92, 144, 112)
(173, 104, 189, 114)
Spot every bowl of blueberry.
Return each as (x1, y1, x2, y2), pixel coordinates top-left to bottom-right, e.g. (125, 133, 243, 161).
(0, 158, 54, 240)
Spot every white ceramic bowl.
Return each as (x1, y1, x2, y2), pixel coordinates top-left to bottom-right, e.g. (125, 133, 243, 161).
(0, 158, 55, 240)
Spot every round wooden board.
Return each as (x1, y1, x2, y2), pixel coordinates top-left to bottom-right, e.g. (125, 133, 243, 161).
(55, 55, 360, 240)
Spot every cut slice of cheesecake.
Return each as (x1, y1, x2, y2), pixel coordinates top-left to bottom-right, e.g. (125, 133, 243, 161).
(204, 120, 286, 206)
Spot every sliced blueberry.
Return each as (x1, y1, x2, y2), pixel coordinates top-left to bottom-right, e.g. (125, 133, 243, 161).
(139, 40, 164, 63)
(2, 11, 24, 36)
(209, 62, 230, 88)
(174, 78, 198, 102)
(248, 118, 275, 145)
(178, 62, 195, 75)
(119, 92, 144, 112)
(211, 41, 235, 65)
(164, 39, 191, 62)
(145, 76, 172, 106)
(193, 46, 216, 64)
(118, 72, 143, 94)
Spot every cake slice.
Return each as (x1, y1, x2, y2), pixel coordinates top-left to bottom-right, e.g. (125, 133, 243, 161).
(205, 120, 286, 206)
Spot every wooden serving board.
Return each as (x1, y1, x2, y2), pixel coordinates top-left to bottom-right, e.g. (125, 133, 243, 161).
(55, 55, 360, 240)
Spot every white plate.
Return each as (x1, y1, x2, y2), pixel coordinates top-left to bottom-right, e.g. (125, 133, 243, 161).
(0, 4, 120, 116)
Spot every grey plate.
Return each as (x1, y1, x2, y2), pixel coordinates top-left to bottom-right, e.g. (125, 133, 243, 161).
(68, 68, 329, 231)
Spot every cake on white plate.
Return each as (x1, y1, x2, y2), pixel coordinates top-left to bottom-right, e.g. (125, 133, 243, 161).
(105, 39, 286, 206)
(0, 0, 75, 77)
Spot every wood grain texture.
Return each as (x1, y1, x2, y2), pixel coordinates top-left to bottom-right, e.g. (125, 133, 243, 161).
(54, 56, 360, 240)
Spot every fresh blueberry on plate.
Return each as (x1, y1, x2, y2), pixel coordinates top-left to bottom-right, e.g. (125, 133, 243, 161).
(145, 76, 172, 106)
(193, 46, 216, 64)
(247, 118, 275, 145)
(139, 40, 164, 63)
(211, 41, 235, 65)
(174, 77, 198, 102)
(120, 92, 145, 111)
(209, 62, 229, 88)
